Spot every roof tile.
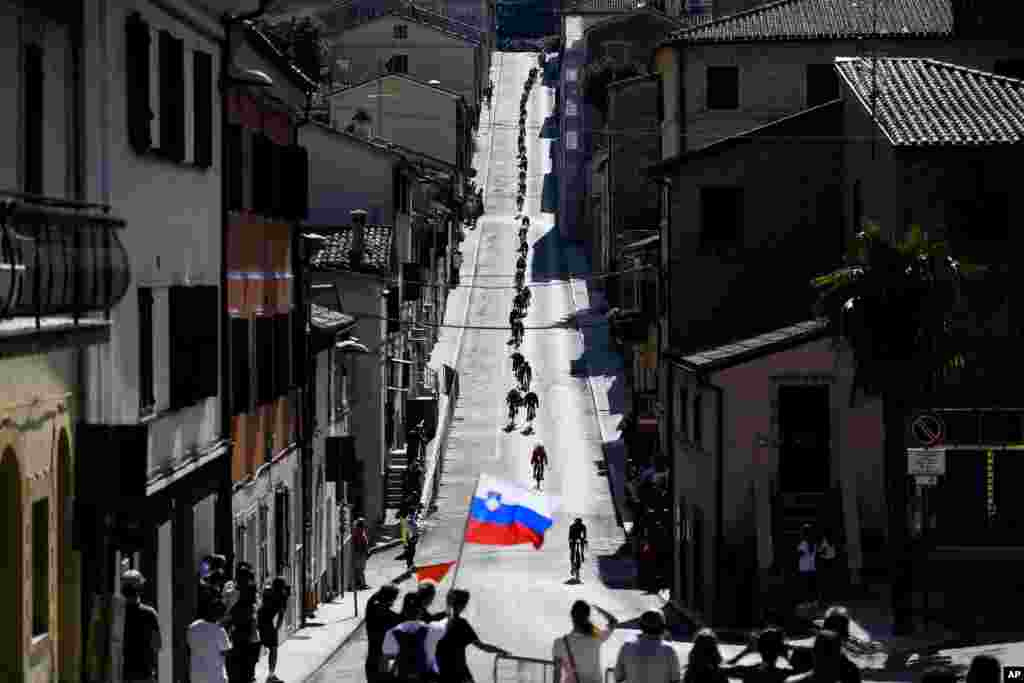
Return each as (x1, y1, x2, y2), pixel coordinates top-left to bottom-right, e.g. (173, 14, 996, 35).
(836, 56, 1024, 146)
(678, 319, 828, 371)
(667, 0, 953, 43)
(568, 0, 645, 12)
(310, 225, 395, 274)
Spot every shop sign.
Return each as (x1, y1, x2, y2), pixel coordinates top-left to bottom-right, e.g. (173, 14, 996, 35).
(907, 448, 946, 476)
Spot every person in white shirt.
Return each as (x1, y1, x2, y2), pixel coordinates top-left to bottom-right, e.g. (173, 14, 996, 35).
(615, 611, 680, 683)
(383, 593, 447, 680)
(553, 600, 619, 683)
(188, 599, 232, 683)
(796, 524, 817, 608)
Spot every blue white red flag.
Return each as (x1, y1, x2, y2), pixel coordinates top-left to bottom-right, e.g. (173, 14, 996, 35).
(464, 474, 558, 549)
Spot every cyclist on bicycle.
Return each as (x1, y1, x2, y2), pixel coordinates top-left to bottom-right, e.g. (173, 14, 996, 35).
(506, 387, 522, 426)
(510, 350, 525, 375)
(512, 318, 524, 347)
(531, 443, 548, 488)
(523, 390, 539, 422)
(522, 215, 530, 228)
(517, 361, 532, 392)
(569, 518, 588, 577)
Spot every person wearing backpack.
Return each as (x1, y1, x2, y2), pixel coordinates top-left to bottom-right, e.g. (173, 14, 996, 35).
(383, 593, 445, 682)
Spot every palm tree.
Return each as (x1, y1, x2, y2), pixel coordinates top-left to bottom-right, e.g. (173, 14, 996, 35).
(811, 221, 986, 634)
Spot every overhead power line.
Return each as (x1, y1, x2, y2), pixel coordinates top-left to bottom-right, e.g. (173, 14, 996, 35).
(338, 309, 615, 331)
(311, 264, 656, 288)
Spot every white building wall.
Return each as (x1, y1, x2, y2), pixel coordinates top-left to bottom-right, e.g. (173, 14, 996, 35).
(300, 123, 398, 226)
(81, 0, 223, 481)
(332, 16, 478, 103)
(330, 78, 458, 167)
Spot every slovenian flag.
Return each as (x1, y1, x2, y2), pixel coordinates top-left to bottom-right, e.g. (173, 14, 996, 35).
(464, 474, 557, 549)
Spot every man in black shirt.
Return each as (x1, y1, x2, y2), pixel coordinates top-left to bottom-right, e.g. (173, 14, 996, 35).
(437, 589, 507, 683)
(121, 570, 162, 683)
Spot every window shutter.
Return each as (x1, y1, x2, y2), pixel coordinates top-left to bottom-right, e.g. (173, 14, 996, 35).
(231, 317, 251, 415)
(256, 316, 276, 405)
(268, 142, 284, 218)
(194, 286, 220, 401)
(126, 13, 153, 153)
(252, 133, 273, 215)
(656, 76, 665, 123)
(159, 31, 186, 162)
(393, 166, 402, 215)
(386, 288, 400, 334)
(169, 287, 196, 409)
(193, 50, 214, 168)
(285, 145, 309, 221)
(274, 314, 292, 397)
(23, 43, 44, 195)
(226, 124, 244, 210)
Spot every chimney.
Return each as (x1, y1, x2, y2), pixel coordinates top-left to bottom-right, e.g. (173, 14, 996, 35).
(350, 209, 368, 267)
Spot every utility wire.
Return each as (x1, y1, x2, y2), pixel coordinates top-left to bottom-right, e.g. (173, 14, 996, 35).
(340, 309, 613, 331)
(309, 264, 656, 288)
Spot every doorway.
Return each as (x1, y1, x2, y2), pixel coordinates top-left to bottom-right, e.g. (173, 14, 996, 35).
(1, 448, 24, 679)
(778, 385, 831, 492)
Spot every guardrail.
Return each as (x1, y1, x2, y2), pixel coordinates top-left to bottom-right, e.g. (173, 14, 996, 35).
(493, 653, 557, 683)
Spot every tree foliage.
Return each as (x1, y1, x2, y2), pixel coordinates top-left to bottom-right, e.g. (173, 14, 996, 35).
(254, 17, 329, 85)
(811, 221, 987, 401)
(580, 57, 646, 116)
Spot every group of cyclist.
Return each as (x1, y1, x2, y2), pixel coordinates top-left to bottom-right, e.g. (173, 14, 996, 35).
(515, 66, 538, 215)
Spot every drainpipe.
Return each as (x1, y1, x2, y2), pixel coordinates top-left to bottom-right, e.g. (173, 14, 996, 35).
(707, 380, 725, 624)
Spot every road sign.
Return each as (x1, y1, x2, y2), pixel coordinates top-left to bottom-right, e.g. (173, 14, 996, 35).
(907, 448, 946, 476)
(914, 475, 939, 487)
(910, 411, 945, 447)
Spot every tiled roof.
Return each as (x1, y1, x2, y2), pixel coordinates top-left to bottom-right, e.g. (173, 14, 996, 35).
(387, 3, 482, 43)
(666, 0, 953, 43)
(309, 225, 394, 274)
(835, 57, 1024, 146)
(243, 21, 319, 91)
(676, 319, 828, 372)
(568, 0, 645, 12)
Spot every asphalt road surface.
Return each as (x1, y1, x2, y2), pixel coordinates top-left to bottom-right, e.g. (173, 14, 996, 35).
(307, 51, 665, 683)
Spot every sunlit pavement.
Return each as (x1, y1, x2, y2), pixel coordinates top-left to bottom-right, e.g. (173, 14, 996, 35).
(306, 50, 664, 683)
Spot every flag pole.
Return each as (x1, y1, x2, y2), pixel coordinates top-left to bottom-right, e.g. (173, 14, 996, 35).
(449, 473, 481, 591)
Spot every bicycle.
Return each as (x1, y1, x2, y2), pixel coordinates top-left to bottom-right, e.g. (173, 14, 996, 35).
(570, 541, 584, 580)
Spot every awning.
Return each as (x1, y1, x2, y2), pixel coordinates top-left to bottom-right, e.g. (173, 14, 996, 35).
(309, 302, 356, 355)
(638, 416, 659, 433)
(1, 190, 130, 319)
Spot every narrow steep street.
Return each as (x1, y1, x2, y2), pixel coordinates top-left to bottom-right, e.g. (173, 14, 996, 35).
(307, 50, 663, 683)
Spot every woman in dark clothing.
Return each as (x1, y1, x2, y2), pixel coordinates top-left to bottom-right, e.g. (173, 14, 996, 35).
(722, 627, 791, 683)
(366, 585, 404, 683)
(684, 628, 729, 683)
(225, 584, 260, 683)
(436, 589, 508, 683)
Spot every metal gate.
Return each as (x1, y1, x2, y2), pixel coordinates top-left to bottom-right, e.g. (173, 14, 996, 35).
(493, 654, 556, 683)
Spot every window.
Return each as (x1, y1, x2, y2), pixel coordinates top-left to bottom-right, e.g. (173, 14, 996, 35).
(806, 63, 839, 107)
(225, 124, 244, 210)
(566, 131, 579, 150)
(126, 13, 153, 153)
(387, 54, 408, 74)
(193, 50, 214, 168)
(656, 76, 664, 123)
(158, 31, 186, 162)
(566, 101, 578, 117)
(853, 179, 863, 232)
(393, 23, 408, 39)
(700, 187, 743, 251)
(567, 68, 578, 82)
(603, 42, 629, 63)
(236, 523, 246, 566)
(32, 498, 49, 636)
(706, 66, 739, 110)
(994, 59, 1024, 80)
(231, 317, 251, 416)
(258, 505, 269, 587)
(680, 386, 689, 439)
(139, 288, 155, 414)
(23, 43, 44, 195)
(169, 286, 219, 410)
(275, 488, 290, 574)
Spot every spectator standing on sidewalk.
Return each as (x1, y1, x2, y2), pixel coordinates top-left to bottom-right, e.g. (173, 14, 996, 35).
(352, 518, 371, 590)
(188, 598, 231, 683)
(366, 585, 404, 683)
(722, 627, 790, 683)
(786, 630, 842, 683)
(683, 629, 728, 683)
(796, 525, 818, 607)
(614, 611, 680, 683)
(121, 570, 162, 683)
(257, 578, 290, 683)
(822, 606, 861, 683)
(225, 583, 261, 683)
(437, 589, 509, 682)
(402, 512, 421, 570)
(553, 600, 620, 683)
(416, 582, 449, 623)
(383, 593, 445, 682)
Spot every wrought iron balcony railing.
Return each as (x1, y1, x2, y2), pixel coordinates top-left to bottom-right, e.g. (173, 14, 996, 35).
(0, 189, 130, 328)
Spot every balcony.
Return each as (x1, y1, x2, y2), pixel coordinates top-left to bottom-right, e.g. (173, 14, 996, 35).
(1, 190, 130, 353)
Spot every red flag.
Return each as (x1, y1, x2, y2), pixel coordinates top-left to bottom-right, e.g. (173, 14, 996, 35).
(414, 561, 456, 585)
